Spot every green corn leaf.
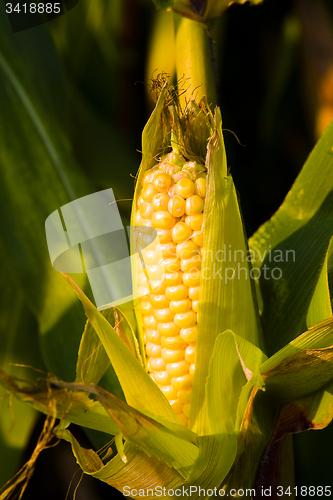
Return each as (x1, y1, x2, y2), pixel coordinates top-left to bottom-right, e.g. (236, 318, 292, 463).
(62, 273, 179, 423)
(190, 108, 261, 435)
(307, 236, 333, 327)
(0, 267, 45, 488)
(249, 119, 333, 355)
(0, 10, 93, 380)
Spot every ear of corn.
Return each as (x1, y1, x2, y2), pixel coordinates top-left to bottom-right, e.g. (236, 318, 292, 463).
(131, 79, 262, 431)
(134, 153, 206, 427)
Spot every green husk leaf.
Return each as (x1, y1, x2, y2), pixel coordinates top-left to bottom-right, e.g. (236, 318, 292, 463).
(206, 331, 246, 434)
(222, 387, 277, 494)
(262, 346, 333, 403)
(206, 330, 266, 435)
(307, 236, 333, 327)
(62, 383, 199, 479)
(75, 316, 111, 385)
(272, 379, 333, 443)
(190, 108, 261, 435)
(59, 426, 237, 499)
(233, 333, 267, 389)
(58, 429, 184, 496)
(62, 273, 179, 423)
(249, 119, 333, 355)
(260, 316, 333, 372)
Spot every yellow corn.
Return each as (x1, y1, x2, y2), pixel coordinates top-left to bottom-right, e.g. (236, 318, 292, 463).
(135, 152, 206, 427)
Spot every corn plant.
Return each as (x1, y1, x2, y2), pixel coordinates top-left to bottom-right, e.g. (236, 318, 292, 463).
(1, 0, 333, 499)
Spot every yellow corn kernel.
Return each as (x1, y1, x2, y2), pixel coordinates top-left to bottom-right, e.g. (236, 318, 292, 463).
(157, 322, 180, 337)
(174, 311, 197, 328)
(155, 228, 172, 244)
(153, 308, 175, 323)
(185, 214, 204, 231)
(169, 298, 192, 314)
(168, 195, 186, 217)
(143, 315, 158, 329)
(192, 300, 199, 312)
(148, 280, 166, 295)
(189, 363, 195, 376)
(185, 195, 204, 215)
(141, 183, 158, 201)
(176, 240, 200, 259)
(178, 388, 192, 404)
(152, 211, 176, 229)
(180, 256, 201, 273)
(153, 370, 172, 386)
(180, 326, 197, 343)
(191, 231, 204, 247)
(163, 271, 183, 286)
(185, 345, 196, 363)
(140, 202, 154, 219)
(145, 265, 163, 281)
(183, 403, 191, 418)
(138, 299, 153, 315)
(170, 400, 183, 414)
(165, 284, 188, 300)
(161, 335, 187, 349)
(161, 348, 184, 362)
(150, 294, 170, 309)
(176, 178, 195, 198)
(153, 172, 172, 192)
(160, 257, 180, 273)
(160, 384, 178, 400)
(152, 193, 170, 211)
(146, 342, 162, 357)
(155, 242, 177, 258)
(194, 177, 206, 197)
(188, 286, 200, 300)
(182, 271, 201, 287)
(142, 249, 159, 266)
(166, 360, 190, 376)
(171, 374, 193, 391)
(171, 222, 192, 244)
(145, 329, 162, 344)
(149, 357, 166, 371)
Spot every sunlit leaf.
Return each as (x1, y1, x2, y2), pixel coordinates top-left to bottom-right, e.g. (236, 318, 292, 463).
(0, 9, 93, 380)
(249, 119, 333, 355)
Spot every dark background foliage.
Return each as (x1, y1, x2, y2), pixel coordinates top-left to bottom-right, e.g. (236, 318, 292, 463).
(1, 0, 333, 497)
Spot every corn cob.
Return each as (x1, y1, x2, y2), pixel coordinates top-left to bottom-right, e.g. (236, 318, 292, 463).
(134, 151, 206, 427)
